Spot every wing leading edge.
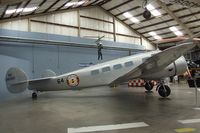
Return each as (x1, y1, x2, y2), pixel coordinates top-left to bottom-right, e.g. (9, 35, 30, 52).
(109, 42, 196, 86)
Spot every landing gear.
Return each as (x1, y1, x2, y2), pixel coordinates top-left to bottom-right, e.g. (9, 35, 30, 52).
(157, 85, 171, 98)
(144, 81, 154, 92)
(32, 92, 37, 99)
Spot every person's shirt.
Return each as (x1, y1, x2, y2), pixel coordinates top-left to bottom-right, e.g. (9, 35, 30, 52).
(97, 44, 103, 51)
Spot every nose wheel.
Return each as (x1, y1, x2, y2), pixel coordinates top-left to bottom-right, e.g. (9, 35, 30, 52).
(157, 85, 171, 98)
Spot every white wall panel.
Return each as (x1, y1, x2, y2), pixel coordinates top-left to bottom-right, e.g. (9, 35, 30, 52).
(31, 22, 47, 33)
(61, 27, 78, 36)
(80, 7, 113, 22)
(1, 19, 28, 31)
(81, 29, 113, 41)
(115, 20, 139, 37)
(80, 17, 113, 32)
(142, 38, 156, 50)
(116, 35, 135, 44)
(61, 11, 78, 26)
(31, 21, 78, 36)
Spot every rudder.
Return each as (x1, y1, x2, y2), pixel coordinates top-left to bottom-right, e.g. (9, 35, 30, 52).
(5, 67, 28, 93)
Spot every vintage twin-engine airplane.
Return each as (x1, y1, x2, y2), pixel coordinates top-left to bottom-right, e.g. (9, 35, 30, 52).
(5, 41, 197, 99)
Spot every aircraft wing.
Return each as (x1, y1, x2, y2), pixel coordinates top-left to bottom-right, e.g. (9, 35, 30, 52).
(110, 42, 196, 85)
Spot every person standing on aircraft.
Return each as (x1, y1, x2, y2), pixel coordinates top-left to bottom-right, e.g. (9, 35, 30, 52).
(97, 42, 103, 60)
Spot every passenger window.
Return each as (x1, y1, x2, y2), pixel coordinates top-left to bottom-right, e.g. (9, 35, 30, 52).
(124, 61, 133, 67)
(91, 69, 99, 75)
(113, 64, 122, 70)
(102, 67, 111, 72)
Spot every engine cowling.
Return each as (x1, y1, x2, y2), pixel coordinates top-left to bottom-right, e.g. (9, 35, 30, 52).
(141, 56, 187, 80)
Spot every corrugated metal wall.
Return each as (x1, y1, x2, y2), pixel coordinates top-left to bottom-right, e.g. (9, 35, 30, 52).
(0, 6, 155, 50)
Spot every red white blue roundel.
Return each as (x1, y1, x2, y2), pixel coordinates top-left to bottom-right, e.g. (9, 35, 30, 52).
(66, 74, 79, 87)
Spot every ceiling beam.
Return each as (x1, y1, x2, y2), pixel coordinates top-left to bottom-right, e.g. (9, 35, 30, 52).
(55, 0, 72, 11)
(156, 0, 193, 37)
(0, 0, 28, 5)
(1, 5, 9, 18)
(140, 17, 200, 34)
(89, 0, 100, 6)
(114, 6, 140, 17)
(107, 0, 134, 11)
(121, 4, 171, 22)
(129, 6, 188, 26)
(30, 0, 47, 15)
(9, 2, 22, 18)
(15, 0, 31, 17)
(43, 0, 61, 13)
(99, 0, 112, 6)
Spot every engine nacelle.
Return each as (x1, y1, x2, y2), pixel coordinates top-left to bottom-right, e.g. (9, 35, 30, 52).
(141, 56, 187, 80)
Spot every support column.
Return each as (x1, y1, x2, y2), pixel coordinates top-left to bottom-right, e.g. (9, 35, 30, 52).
(77, 9, 81, 37)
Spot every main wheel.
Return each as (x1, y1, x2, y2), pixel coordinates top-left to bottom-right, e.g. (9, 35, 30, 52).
(158, 85, 171, 98)
(32, 92, 37, 99)
(144, 81, 154, 91)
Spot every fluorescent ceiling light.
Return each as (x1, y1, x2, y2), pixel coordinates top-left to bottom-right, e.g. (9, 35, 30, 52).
(169, 26, 178, 32)
(6, 9, 16, 14)
(174, 31, 183, 36)
(123, 12, 132, 18)
(148, 31, 157, 36)
(130, 17, 140, 23)
(154, 35, 162, 40)
(146, 4, 155, 11)
(151, 10, 161, 16)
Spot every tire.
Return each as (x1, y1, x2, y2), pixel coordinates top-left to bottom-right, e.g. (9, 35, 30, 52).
(145, 81, 154, 91)
(158, 85, 171, 98)
(32, 92, 37, 99)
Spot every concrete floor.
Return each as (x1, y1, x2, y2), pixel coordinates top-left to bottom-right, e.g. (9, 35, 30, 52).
(0, 83, 200, 133)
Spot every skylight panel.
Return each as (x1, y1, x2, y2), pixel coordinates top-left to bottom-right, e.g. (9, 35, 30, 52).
(151, 10, 161, 16)
(148, 32, 162, 40)
(65, 1, 85, 7)
(146, 4, 155, 11)
(130, 17, 140, 23)
(23, 7, 37, 12)
(169, 26, 178, 32)
(154, 35, 162, 40)
(16, 8, 23, 13)
(174, 31, 183, 36)
(123, 12, 132, 18)
(77, 1, 85, 5)
(6, 9, 16, 14)
(148, 31, 157, 36)
(6, 6, 37, 15)
(146, 4, 162, 17)
(169, 26, 183, 36)
(65, 2, 76, 7)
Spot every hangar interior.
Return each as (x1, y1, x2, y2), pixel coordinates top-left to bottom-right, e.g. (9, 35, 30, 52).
(0, 0, 200, 133)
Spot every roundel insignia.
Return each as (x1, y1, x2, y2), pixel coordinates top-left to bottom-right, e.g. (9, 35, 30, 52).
(66, 74, 79, 87)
